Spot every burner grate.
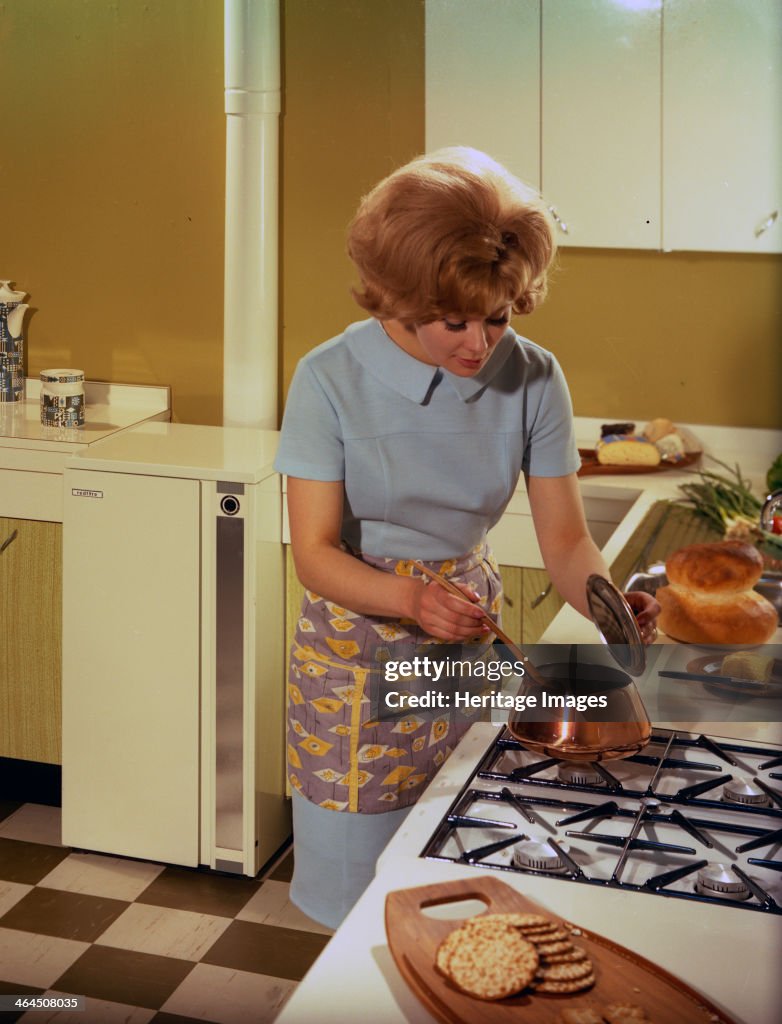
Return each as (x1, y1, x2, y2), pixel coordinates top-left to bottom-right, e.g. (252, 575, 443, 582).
(421, 728, 782, 915)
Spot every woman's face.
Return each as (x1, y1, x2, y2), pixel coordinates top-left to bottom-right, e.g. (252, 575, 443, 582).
(391, 307, 512, 377)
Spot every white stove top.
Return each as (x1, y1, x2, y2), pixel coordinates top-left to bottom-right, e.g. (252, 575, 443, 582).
(421, 728, 782, 914)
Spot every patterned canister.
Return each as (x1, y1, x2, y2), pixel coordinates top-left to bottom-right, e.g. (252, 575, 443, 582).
(0, 281, 29, 402)
(40, 369, 85, 427)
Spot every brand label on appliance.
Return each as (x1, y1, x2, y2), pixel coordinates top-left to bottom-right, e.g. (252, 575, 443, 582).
(71, 488, 103, 499)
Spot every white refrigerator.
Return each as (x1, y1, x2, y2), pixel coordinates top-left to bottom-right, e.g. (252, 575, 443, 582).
(61, 422, 290, 875)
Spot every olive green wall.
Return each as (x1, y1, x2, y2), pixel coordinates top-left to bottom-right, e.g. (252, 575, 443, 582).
(1, 0, 225, 425)
(2, 1, 779, 429)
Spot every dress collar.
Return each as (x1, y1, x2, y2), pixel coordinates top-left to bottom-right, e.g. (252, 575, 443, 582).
(346, 319, 515, 404)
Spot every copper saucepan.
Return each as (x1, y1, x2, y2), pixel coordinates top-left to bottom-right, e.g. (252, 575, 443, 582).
(507, 576, 652, 761)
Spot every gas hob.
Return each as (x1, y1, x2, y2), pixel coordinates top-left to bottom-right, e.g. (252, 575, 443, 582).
(420, 729, 782, 914)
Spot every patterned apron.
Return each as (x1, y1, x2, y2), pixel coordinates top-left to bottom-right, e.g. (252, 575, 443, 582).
(286, 543, 503, 814)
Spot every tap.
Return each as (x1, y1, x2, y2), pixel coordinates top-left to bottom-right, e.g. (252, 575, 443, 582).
(760, 490, 782, 532)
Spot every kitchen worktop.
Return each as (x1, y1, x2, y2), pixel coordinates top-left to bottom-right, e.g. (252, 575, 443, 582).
(0, 379, 170, 521)
(276, 416, 782, 1024)
(278, 719, 782, 1024)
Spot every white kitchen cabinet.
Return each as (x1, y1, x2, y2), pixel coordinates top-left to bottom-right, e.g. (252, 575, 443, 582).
(541, 0, 662, 249)
(0, 381, 170, 767)
(425, 0, 782, 252)
(62, 471, 201, 867)
(663, 0, 782, 253)
(425, 0, 541, 190)
(62, 423, 290, 875)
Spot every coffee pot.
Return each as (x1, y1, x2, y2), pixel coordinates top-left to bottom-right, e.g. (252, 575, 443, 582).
(507, 575, 652, 762)
(0, 281, 29, 402)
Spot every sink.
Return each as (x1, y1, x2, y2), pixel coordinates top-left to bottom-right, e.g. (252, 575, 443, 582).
(625, 563, 782, 623)
(580, 485, 642, 549)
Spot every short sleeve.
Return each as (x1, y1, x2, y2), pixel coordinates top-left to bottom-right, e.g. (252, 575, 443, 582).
(274, 360, 345, 480)
(523, 354, 581, 477)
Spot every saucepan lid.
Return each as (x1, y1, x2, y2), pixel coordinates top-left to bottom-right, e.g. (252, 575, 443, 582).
(586, 574, 646, 677)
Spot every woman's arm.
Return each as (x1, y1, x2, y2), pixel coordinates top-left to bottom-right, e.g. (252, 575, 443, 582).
(286, 477, 489, 641)
(526, 473, 660, 637)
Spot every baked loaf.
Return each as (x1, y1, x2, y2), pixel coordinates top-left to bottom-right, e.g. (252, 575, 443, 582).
(596, 435, 661, 467)
(657, 541, 777, 645)
(642, 417, 675, 443)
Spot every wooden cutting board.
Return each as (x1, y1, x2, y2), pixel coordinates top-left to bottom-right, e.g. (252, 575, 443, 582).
(385, 876, 737, 1024)
(577, 448, 701, 477)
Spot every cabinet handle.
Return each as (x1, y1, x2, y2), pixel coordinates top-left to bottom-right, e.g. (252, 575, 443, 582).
(548, 206, 570, 235)
(755, 210, 778, 238)
(0, 529, 18, 554)
(530, 582, 552, 609)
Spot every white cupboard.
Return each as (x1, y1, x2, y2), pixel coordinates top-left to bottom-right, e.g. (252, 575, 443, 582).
(425, 0, 541, 190)
(663, 0, 782, 253)
(541, 0, 661, 250)
(425, 0, 782, 253)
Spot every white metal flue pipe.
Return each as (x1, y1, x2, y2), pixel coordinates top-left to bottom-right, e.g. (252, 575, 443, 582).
(223, 0, 281, 428)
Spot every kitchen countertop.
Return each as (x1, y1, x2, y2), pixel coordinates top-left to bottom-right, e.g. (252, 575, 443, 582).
(277, 415, 782, 1024)
(278, 721, 782, 1024)
(0, 378, 170, 453)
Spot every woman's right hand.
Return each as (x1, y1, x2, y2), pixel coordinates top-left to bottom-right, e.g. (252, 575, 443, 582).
(409, 578, 492, 642)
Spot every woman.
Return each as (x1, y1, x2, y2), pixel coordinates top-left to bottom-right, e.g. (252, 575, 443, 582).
(274, 147, 659, 928)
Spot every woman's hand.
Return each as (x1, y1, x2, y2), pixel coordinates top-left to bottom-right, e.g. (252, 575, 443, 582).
(409, 579, 491, 642)
(624, 590, 662, 645)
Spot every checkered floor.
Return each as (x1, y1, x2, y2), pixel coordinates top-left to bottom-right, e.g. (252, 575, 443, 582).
(0, 800, 332, 1023)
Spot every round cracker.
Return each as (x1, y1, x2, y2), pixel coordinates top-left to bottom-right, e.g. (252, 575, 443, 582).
(535, 938, 574, 956)
(445, 929, 539, 1000)
(535, 970, 596, 995)
(527, 926, 570, 945)
(435, 927, 466, 976)
(538, 959, 594, 982)
(542, 945, 589, 964)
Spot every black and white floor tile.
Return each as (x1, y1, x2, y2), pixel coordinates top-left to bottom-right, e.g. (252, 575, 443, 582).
(0, 801, 331, 1023)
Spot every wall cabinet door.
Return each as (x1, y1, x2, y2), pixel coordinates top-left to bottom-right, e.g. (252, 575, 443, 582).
(425, 0, 541, 190)
(425, 0, 781, 253)
(663, 0, 782, 253)
(0, 517, 62, 764)
(542, 0, 662, 249)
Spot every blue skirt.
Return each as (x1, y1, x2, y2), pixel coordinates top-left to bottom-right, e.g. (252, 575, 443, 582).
(290, 788, 411, 929)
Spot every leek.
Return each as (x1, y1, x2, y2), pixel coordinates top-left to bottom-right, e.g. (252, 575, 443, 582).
(674, 458, 782, 560)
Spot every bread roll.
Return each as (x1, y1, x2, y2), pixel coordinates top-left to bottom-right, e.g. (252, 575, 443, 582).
(642, 417, 676, 443)
(666, 541, 763, 593)
(657, 586, 777, 645)
(657, 540, 777, 644)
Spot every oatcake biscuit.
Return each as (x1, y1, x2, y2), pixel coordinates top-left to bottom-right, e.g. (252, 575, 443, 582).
(508, 912, 551, 929)
(538, 960, 594, 983)
(526, 926, 570, 945)
(544, 945, 589, 964)
(535, 938, 575, 956)
(435, 927, 467, 976)
(534, 971, 596, 994)
(445, 928, 539, 1000)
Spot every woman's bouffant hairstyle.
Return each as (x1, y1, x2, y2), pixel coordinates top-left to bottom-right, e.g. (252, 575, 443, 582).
(347, 147, 556, 323)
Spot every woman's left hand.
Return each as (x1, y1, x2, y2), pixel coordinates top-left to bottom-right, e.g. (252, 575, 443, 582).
(624, 590, 661, 645)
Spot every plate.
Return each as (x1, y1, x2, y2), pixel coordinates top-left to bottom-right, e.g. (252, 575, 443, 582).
(385, 876, 738, 1024)
(685, 653, 782, 698)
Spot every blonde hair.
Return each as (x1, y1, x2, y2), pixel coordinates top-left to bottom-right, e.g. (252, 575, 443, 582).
(347, 147, 556, 322)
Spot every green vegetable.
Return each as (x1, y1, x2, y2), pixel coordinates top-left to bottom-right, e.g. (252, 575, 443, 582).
(768, 453, 782, 493)
(674, 457, 782, 560)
